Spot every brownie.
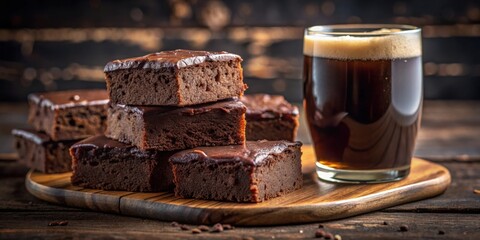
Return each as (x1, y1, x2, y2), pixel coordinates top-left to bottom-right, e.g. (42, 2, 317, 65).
(170, 140, 303, 203)
(104, 49, 247, 106)
(12, 129, 77, 173)
(70, 135, 175, 192)
(241, 94, 299, 141)
(28, 89, 109, 141)
(105, 98, 246, 151)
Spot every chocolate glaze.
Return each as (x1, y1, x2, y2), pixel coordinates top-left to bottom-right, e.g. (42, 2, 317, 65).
(72, 135, 177, 157)
(112, 98, 246, 117)
(104, 49, 242, 72)
(170, 140, 302, 166)
(72, 135, 131, 149)
(11, 128, 77, 145)
(28, 89, 109, 110)
(240, 94, 299, 120)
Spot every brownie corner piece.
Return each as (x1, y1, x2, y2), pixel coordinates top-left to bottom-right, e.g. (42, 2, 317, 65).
(241, 94, 299, 141)
(104, 49, 246, 106)
(27, 89, 109, 141)
(170, 140, 303, 203)
(105, 98, 246, 151)
(12, 128, 75, 173)
(70, 135, 174, 192)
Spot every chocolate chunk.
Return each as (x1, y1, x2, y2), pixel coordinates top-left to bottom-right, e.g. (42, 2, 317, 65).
(318, 224, 324, 228)
(106, 99, 246, 151)
(28, 89, 108, 141)
(399, 225, 409, 232)
(383, 221, 389, 225)
(70, 135, 175, 192)
(171, 140, 303, 202)
(438, 230, 445, 235)
(104, 49, 246, 106)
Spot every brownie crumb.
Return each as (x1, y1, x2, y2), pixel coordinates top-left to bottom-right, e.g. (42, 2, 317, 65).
(48, 220, 68, 226)
(191, 228, 201, 234)
(315, 230, 325, 238)
(318, 224, 324, 228)
(334, 234, 342, 240)
(383, 221, 389, 225)
(58, 221, 68, 226)
(242, 237, 254, 240)
(198, 225, 210, 232)
(438, 230, 445, 235)
(171, 221, 179, 227)
(399, 225, 409, 232)
(211, 223, 224, 233)
(324, 232, 334, 239)
(222, 224, 234, 230)
(180, 224, 190, 231)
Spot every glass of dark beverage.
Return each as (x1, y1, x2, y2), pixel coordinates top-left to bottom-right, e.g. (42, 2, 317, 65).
(303, 24, 422, 183)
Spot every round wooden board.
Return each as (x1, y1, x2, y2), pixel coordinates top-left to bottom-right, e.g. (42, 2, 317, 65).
(25, 145, 451, 226)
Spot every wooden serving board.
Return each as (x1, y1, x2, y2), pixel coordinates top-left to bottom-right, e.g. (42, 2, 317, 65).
(25, 145, 451, 226)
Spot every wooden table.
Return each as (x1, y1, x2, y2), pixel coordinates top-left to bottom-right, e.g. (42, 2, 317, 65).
(1, 101, 479, 239)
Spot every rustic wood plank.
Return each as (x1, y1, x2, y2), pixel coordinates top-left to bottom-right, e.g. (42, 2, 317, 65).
(25, 149, 451, 226)
(0, 211, 478, 240)
(384, 162, 480, 212)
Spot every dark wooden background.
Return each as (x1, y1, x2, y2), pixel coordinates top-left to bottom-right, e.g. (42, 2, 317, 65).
(1, 0, 479, 103)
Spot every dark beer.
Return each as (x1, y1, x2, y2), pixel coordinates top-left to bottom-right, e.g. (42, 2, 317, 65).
(303, 26, 422, 181)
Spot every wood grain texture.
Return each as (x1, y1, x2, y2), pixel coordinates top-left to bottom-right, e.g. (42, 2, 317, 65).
(25, 146, 451, 226)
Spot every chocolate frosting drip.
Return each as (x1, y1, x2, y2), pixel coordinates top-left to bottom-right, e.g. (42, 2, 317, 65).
(170, 140, 302, 166)
(240, 94, 299, 120)
(72, 135, 177, 158)
(28, 89, 109, 110)
(112, 98, 246, 117)
(104, 49, 242, 72)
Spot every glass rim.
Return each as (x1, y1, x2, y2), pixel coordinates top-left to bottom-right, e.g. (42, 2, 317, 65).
(306, 24, 421, 36)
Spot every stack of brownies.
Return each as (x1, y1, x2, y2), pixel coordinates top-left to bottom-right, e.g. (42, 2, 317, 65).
(70, 49, 302, 202)
(12, 89, 108, 173)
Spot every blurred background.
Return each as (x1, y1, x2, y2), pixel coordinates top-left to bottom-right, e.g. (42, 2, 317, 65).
(2, 0, 480, 102)
(0, 0, 479, 152)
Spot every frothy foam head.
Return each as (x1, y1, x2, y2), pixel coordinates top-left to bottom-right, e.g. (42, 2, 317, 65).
(304, 28, 421, 60)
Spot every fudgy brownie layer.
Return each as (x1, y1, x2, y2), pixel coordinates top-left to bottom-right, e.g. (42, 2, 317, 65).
(12, 129, 77, 173)
(106, 99, 246, 151)
(245, 118, 298, 142)
(241, 94, 299, 141)
(28, 89, 109, 141)
(70, 135, 175, 192)
(104, 49, 246, 106)
(170, 140, 303, 203)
